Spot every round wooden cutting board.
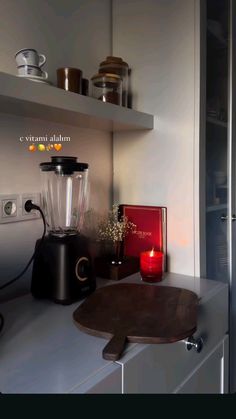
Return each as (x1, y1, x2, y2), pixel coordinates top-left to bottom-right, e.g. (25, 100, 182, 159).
(73, 283, 198, 361)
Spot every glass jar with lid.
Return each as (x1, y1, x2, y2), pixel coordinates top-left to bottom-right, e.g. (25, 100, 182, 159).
(99, 56, 129, 107)
(91, 73, 122, 105)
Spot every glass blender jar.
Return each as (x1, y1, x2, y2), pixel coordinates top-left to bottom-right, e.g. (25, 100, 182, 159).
(31, 156, 96, 305)
(40, 156, 88, 236)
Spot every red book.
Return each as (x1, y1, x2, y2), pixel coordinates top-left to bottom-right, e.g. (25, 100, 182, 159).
(119, 205, 167, 270)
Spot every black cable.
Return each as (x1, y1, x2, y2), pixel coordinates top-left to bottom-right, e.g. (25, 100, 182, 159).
(0, 201, 46, 334)
(0, 202, 46, 291)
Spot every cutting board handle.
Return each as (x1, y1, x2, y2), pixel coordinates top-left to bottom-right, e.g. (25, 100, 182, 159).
(102, 334, 127, 361)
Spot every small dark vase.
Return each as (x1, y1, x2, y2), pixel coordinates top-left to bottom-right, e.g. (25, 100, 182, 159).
(94, 240, 139, 281)
(110, 241, 123, 265)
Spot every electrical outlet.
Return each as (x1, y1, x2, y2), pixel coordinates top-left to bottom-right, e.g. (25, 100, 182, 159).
(0, 193, 41, 224)
(0, 194, 20, 223)
(3, 199, 17, 217)
(21, 193, 41, 219)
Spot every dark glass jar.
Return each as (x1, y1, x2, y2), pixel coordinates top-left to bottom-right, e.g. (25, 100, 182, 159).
(91, 73, 122, 105)
(99, 56, 129, 107)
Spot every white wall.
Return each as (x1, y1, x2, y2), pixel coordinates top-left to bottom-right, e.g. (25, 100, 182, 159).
(0, 0, 112, 85)
(112, 0, 200, 276)
(0, 0, 112, 300)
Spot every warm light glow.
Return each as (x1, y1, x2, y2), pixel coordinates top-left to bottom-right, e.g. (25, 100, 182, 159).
(150, 247, 155, 257)
(140, 249, 164, 283)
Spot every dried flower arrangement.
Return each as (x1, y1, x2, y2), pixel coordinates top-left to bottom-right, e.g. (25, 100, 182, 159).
(97, 205, 136, 264)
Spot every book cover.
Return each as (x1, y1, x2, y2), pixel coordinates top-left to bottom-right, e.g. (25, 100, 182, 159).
(119, 204, 167, 269)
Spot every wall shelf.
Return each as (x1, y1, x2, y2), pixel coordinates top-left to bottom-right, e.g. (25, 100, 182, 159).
(0, 72, 154, 132)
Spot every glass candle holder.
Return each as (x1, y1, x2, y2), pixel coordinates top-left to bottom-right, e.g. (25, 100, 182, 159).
(140, 250, 164, 283)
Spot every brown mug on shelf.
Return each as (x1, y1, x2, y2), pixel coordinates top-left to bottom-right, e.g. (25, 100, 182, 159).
(82, 78, 89, 96)
(57, 67, 82, 94)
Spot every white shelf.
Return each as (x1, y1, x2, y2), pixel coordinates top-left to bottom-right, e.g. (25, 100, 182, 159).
(206, 117, 227, 128)
(206, 204, 227, 213)
(0, 72, 154, 132)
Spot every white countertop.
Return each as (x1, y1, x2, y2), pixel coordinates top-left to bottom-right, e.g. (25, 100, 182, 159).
(0, 272, 228, 393)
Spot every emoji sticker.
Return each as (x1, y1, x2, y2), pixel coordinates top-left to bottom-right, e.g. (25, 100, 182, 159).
(28, 144, 36, 152)
(38, 144, 46, 152)
(54, 144, 62, 151)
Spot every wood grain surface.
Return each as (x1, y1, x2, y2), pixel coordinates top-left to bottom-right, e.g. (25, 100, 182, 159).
(73, 283, 198, 361)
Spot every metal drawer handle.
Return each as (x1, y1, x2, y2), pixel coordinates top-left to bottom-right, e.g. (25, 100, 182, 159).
(221, 214, 236, 222)
(185, 336, 203, 353)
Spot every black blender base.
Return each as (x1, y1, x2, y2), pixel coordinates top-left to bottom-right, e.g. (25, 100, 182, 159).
(31, 234, 96, 305)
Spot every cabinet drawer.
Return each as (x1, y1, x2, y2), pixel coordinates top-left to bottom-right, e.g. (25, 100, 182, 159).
(116, 285, 228, 393)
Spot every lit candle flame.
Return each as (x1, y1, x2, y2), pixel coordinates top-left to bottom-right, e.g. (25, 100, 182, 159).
(150, 247, 155, 257)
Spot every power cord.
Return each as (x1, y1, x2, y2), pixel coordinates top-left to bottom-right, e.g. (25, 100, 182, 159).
(0, 200, 46, 334)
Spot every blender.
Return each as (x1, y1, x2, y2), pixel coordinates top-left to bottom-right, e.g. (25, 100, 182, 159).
(31, 156, 96, 304)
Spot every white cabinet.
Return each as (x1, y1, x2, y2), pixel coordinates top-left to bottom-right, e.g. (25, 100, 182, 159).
(175, 337, 229, 394)
(72, 336, 229, 394)
(114, 274, 229, 394)
(70, 363, 122, 394)
(115, 337, 228, 394)
(73, 336, 229, 394)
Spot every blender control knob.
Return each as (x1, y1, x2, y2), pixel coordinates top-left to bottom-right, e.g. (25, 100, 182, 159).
(75, 257, 89, 282)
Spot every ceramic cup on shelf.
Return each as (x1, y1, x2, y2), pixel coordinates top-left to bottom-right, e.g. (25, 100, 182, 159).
(17, 65, 48, 79)
(15, 48, 46, 67)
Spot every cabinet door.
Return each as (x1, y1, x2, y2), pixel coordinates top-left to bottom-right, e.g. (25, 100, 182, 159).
(70, 363, 122, 394)
(175, 336, 229, 394)
(118, 287, 228, 393)
(201, 0, 230, 283)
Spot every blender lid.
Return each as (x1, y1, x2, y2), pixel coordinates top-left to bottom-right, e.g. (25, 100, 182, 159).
(40, 156, 88, 174)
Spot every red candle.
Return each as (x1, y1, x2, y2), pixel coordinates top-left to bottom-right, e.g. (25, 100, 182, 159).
(140, 249, 164, 283)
